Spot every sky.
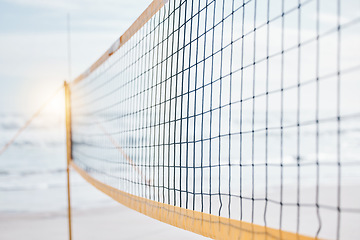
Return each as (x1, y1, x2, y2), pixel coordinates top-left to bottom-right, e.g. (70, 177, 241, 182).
(0, 0, 358, 116)
(0, 0, 152, 114)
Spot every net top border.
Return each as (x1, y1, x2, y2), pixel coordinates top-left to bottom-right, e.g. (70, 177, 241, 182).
(71, 0, 168, 86)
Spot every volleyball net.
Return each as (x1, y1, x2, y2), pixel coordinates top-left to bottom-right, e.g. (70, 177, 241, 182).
(68, 0, 360, 239)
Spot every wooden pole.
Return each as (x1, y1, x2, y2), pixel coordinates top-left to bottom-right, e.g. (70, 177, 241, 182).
(64, 81, 72, 240)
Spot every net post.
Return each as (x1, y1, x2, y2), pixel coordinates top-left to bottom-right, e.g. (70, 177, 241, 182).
(64, 81, 72, 240)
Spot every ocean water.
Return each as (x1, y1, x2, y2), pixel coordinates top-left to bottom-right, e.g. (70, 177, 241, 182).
(0, 112, 115, 213)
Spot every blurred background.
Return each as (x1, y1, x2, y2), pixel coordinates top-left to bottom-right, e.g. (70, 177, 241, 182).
(0, 0, 205, 239)
(1, 0, 359, 239)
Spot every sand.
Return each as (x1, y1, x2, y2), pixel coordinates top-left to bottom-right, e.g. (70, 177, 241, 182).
(0, 206, 208, 240)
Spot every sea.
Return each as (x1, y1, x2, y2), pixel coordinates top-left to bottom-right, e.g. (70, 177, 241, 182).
(0, 111, 115, 214)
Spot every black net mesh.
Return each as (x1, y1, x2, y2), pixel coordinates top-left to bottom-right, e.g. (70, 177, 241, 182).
(70, 0, 360, 238)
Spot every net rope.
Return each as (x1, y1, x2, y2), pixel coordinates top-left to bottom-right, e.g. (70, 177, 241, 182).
(70, 0, 360, 239)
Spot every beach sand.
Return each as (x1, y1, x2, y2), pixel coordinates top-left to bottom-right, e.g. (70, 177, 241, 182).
(0, 206, 208, 240)
(1, 167, 359, 240)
